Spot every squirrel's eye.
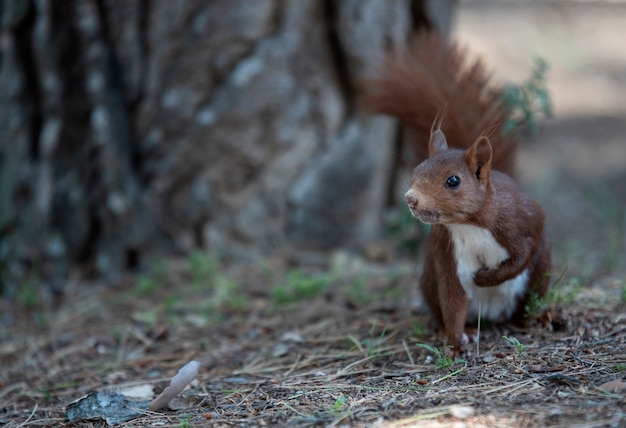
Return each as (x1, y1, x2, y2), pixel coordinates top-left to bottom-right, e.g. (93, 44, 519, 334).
(445, 175, 461, 189)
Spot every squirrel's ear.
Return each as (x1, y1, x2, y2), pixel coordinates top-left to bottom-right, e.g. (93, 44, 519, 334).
(465, 136, 492, 180)
(429, 130, 448, 156)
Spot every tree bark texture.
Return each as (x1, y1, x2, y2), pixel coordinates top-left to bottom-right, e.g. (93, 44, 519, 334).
(0, 0, 455, 293)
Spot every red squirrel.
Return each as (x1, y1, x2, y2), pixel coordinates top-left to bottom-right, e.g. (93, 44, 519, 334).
(363, 33, 551, 355)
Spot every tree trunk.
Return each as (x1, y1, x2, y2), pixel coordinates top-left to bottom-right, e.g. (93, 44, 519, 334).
(0, 0, 455, 295)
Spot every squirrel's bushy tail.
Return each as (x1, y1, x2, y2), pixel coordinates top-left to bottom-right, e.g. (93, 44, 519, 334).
(361, 32, 518, 177)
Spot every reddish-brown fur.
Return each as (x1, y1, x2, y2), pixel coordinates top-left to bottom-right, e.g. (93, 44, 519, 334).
(362, 33, 551, 355)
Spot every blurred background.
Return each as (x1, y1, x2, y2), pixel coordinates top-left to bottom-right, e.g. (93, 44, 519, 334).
(1, 0, 625, 305)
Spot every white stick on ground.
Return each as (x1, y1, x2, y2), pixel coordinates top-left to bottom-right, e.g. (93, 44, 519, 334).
(149, 360, 201, 411)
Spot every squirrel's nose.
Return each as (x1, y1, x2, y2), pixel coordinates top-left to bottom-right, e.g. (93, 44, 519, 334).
(404, 191, 418, 210)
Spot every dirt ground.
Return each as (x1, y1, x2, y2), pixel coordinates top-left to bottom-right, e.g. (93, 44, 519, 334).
(2, 1, 626, 427)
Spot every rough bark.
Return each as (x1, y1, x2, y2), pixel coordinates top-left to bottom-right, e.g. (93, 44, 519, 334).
(0, 0, 455, 294)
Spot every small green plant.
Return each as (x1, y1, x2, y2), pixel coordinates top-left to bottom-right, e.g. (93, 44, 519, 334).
(554, 277, 583, 305)
(37, 381, 80, 404)
(271, 269, 333, 305)
(191, 274, 244, 325)
(211, 276, 242, 308)
(164, 295, 182, 324)
(187, 252, 246, 320)
(501, 57, 552, 136)
(615, 364, 626, 372)
(135, 258, 168, 295)
(525, 266, 569, 319)
(502, 336, 525, 360)
(198, 337, 208, 351)
(131, 308, 158, 326)
(382, 272, 406, 302)
(344, 277, 373, 306)
(188, 250, 218, 288)
(416, 343, 465, 370)
(329, 395, 348, 418)
(15, 263, 42, 310)
(361, 321, 389, 357)
(39, 387, 51, 404)
(135, 275, 158, 294)
(110, 324, 123, 343)
(18, 273, 40, 310)
(410, 321, 428, 337)
(176, 414, 192, 428)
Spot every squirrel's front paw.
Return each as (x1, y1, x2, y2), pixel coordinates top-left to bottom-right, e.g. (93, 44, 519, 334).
(473, 267, 495, 287)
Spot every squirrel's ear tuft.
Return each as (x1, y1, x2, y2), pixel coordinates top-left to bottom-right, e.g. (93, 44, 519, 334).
(429, 130, 448, 156)
(465, 136, 492, 180)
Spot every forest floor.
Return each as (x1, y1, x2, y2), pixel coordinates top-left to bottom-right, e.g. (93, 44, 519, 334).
(1, 238, 626, 428)
(2, 1, 626, 427)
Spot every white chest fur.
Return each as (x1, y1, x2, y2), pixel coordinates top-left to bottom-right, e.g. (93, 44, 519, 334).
(446, 224, 528, 321)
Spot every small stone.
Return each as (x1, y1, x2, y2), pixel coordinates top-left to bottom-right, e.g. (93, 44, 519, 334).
(281, 331, 303, 342)
(272, 343, 289, 357)
(481, 355, 496, 363)
(449, 405, 475, 420)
